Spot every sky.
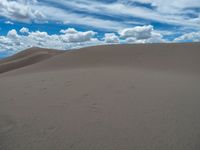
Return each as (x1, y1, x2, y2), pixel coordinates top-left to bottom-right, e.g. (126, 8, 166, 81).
(0, 0, 200, 58)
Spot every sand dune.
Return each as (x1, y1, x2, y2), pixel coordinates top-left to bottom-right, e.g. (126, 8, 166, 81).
(1, 43, 200, 75)
(0, 43, 200, 150)
(0, 47, 63, 73)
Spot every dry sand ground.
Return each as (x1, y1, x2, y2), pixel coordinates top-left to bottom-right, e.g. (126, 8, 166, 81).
(0, 43, 200, 150)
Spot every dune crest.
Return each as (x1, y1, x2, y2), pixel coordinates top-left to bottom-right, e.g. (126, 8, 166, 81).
(1, 43, 200, 75)
(0, 47, 63, 73)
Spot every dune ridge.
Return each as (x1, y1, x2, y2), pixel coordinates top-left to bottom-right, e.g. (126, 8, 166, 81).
(0, 47, 64, 73)
(1, 43, 200, 75)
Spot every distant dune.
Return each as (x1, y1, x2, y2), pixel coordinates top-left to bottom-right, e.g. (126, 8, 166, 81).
(0, 43, 200, 150)
(1, 43, 200, 75)
(0, 47, 64, 73)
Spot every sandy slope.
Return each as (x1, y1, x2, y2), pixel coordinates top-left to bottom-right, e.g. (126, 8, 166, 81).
(0, 43, 200, 150)
(0, 47, 63, 73)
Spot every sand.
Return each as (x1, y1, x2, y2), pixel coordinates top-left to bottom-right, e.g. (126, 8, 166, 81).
(0, 43, 200, 150)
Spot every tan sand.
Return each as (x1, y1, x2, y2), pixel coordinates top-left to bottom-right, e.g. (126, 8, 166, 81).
(0, 43, 200, 150)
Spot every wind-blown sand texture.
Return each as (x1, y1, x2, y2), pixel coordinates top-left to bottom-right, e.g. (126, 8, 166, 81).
(0, 43, 200, 150)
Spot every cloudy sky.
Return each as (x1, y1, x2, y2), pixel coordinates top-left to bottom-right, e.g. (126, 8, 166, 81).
(0, 0, 200, 57)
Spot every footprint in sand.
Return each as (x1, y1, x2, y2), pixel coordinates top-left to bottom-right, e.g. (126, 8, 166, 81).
(0, 115, 15, 134)
(42, 87, 47, 90)
(83, 93, 90, 98)
(88, 102, 101, 113)
(65, 81, 72, 87)
(41, 126, 57, 139)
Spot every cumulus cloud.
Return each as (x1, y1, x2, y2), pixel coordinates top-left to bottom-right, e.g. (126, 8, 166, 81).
(125, 32, 164, 43)
(0, 27, 101, 54)
(20, 27, 29, 33)
(60, 28, 78, 34)
(7, 29, 19, 39)
(0, 25, 168, 55)
(119, 25, 153, 39)
(60, 29, 96, 43)
(174, 31, 200, 42)
(118, 25, 165, 43)
(104, 33, 120, 43)
(1, 25, 199, 56)
(0, 0, 45, 23)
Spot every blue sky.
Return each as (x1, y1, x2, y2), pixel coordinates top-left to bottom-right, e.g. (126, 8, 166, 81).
(0, 0, 200, 58)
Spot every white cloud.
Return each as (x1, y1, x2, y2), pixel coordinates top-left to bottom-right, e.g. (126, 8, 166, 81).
(1, 25, 199, 56)
(0, 27, 101, 55)
(4, 21, 14, 25)
(7, 29, 19, 39)
(60, 29, 96, 43)
(119, 25, 165, 43)
(119, 25, 153, 39)
(32, 4, 126, 31)
(1, 0, 199, 31)
(147, 32, 165, 43)
(60, 28, 78, 34)
(104, 33, 120, 43)
(20, 27, 29, 33)
(44, 0, 200, 29)
(174, 31, 200, 42)
(0, 0, 45, 23)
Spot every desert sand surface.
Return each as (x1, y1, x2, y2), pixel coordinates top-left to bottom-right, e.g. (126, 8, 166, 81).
(0, 43, 200, 150)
